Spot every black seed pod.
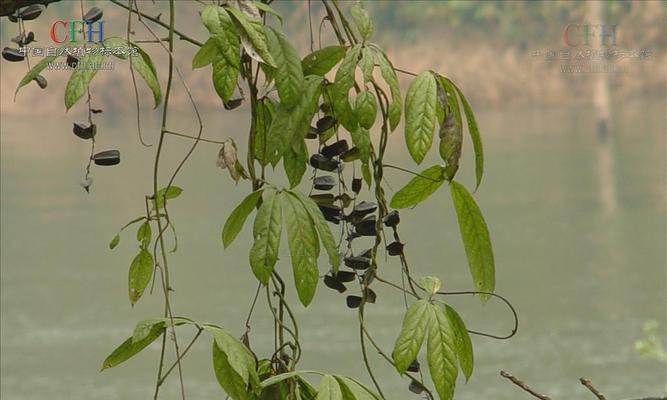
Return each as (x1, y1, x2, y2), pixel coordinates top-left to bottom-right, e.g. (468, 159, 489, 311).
(318, 204, 341, 224)
(224, 98, 243, 110)
(350, 201, 377, 218)
(73, 123, 96, 140)
(2, 47, 24, 62)
(309, 154, 339, 172)
(66, 55, 79, 68)
(354, 216, 377, 236)
(33, 74, 47, 89)
(407, 359, 420, 373)
(386, 241, 404, 256)
(335, 271, 357, 283)
(323, 275, 346, 293)
(336, 193, 352, 208)
(310, 193, 335, 205)
(8, 14, 18, 23)
(18, 5, 44, 21)
(313, 175, 336, 190)
(352, 178, 362, 194)
(346, 295, 362, 309)
(364, 288, 377, 304)
(83, 7, 103, 23)
(408, 380, 425, 394)
(344, 256, 371, 270)
(305, 127, 318, 139)
(316, 116, 336, 133)
(383, 210, 400, 227)
(92, 150, 121, 166)
(321, 140, 349, 159)
(340, 147, 360, 162)
(23, 32, 35, 45)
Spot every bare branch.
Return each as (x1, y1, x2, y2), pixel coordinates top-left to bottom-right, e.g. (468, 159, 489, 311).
(500, 371, 553, 400)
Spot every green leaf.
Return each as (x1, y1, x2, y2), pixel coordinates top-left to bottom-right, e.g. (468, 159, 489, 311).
(136, 221, 151, 249)
(317, 375, 343, 400)
(130, 317, 191, 343)
(212, 341, 252, 400)
(447, 78, 484, 190)
(101, 322, 163, 370)
(204, 324, 257, 387)
(192, 38, 218, 69)
(128, 249, 153, 305)
(389, 165, 446, 209)
(445, 305, 474, 381)
(227, 7, 276, 67)
(354, 90, 377, 130)
(436, 76, 463, 181)
(15, 53, 60, 95)
(404, 71, 438, 164)
(449, 180, 495, 300)
(350, 126, 371, 164)
(154, 186, 183, 210)
(392, 299, 431, 374)
(283, 192, 320, 306)
(335, 376, 381, 400)
(288, 191, 341, 273)
(427, 302, 458, 400)
(223, 189, 264, 248)
(212, 54, 239, 104)
(267, 76, 322, 164)
(254, 2, 283, 24)
(359, 47, 375, 83)
(109, 234, 120, 250)
(265, 27, 303, 108)
(371, 45, 401, 131)
(332, 44, 362, 131)
(361, 161, 372, 188)
(283, 139, 308, 188)
(350, 2, 373, 41)
(302, 46, 347, 76)
(253, 97, 275, 166)
(249, 191, 282, 284)
(64, 46, 103, 110)
(420, 276, 442, 295)
(201, 5, 241, 69)
(103, 38, 162, 108)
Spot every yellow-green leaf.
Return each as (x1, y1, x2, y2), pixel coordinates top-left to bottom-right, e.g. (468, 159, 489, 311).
(392, 299, 431, 374)
(249, 190, 282, 284)
(404, 71, 438, 164)
(389, 165, 446, 209)
(128, 249, 153, 305)
(427, 302, 458, 400)
(223, 189, 263, 248)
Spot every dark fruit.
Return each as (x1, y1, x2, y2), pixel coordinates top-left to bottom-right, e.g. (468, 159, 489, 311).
(323, 275, 346, 293)
(313, 175, 336, 190)
(316, 116, 336, 133)
(73, 123, 96, 140)
(310, 154, 338, 172)
(344, 256, 371, 270)
(83, 7, 103, 23)
(350, 201, 377, 218)
(67, 55, 79, 68)
(320, 140, 349, 158)
(306, 127, 318, 139)
(310, 193, 335, 205)
(33, 75, 47, 89)
(2, 47, 24, 62)
(346, 295, 362, 309)
(23, 32, 35, 45)
(18, 5, 44, 21)
(224, 98, 243, 110)
(364, 288, 377, 304)
(407, 359, 420, 373)
(383, 210, 400, 227)
(318, 204, 341, 224)
(335, 271, 357, 282)
(408, 380, 425, 394)
(386, 241, 404, 256)
(354, 216, 377, 236)
(92, 150, 120, 166)
(352, 178, 362, 194)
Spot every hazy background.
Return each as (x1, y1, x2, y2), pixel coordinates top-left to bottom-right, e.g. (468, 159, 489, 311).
(1, 1, 665, 399)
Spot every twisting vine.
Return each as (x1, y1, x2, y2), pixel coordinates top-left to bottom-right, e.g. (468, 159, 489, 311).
(5, 1, 518, 399)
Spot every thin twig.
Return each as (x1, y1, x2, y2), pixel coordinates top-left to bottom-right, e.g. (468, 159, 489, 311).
(580, 378, 607, 400)
(500, 370, 552, 400)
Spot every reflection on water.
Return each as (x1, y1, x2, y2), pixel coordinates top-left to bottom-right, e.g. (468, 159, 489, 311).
(1, 98, 665, 400)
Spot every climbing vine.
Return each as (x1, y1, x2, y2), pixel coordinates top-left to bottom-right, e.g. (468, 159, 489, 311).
(4, 1, 518, 399)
